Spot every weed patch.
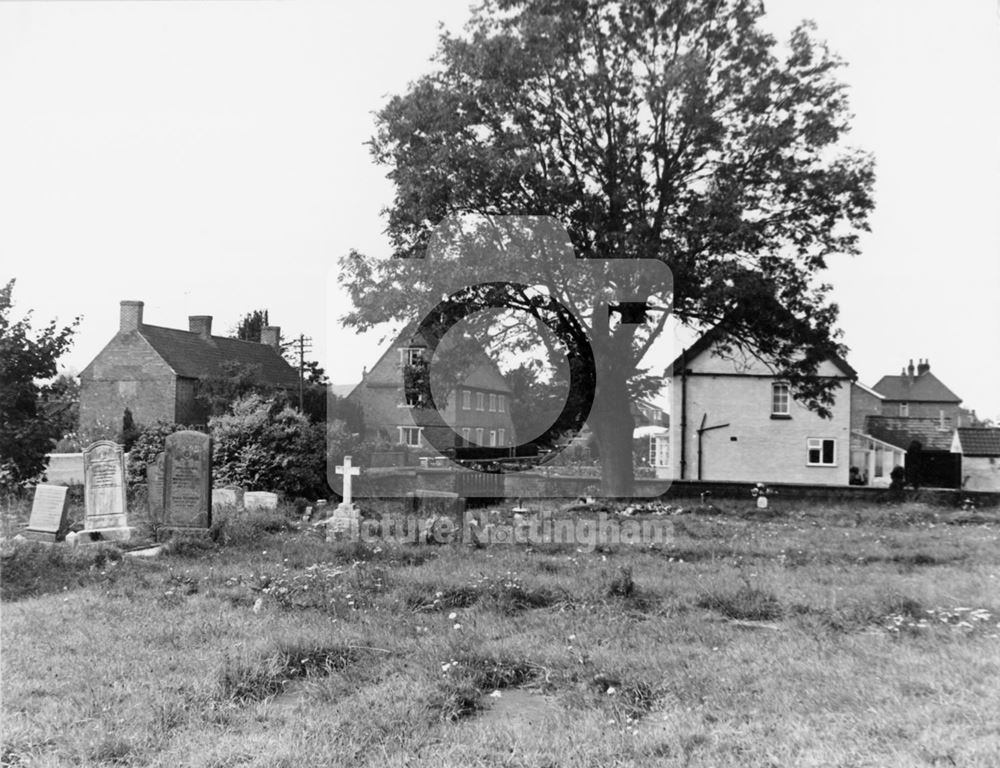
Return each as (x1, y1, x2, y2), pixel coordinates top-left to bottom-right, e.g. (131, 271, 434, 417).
(0, 541, 123, 601)
(431, 653, 538, 721)
(697, 584, 783, 621)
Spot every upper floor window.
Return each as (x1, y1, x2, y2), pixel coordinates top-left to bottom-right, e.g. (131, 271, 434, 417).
(489, 393, 497, 412)
(462, 390, 471, 410)
(476, 392, 485, 411)
(400, 347, 424, 366)
(807, 437, 836, 466)
(899, 402, 909, 417)
(498, 395, 506, 413)
(771, 382, 790, 416)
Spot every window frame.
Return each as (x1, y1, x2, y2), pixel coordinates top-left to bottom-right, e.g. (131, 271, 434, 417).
(771, 381, 791, 418)
(462, 390, 471, 410)
(899, 402, 909, 417)
(476, 392, 485, 411)
(400, 347, 424, 367)
(806, 437, 837, 467)
(489, 393, 497, 412)
(398, 425, 423, 448)
(475, 427, 484, 445)
(498, 395, 506, 413)
(498, 428, 506, 446)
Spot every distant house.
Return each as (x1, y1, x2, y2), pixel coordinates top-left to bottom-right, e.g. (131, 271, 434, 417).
(872, 359, 962, 421)
(344, 328, 516, 455)
(864, 414, 960, 488)
(79, 300, 298, 436)
(951, 427, 1000, 491)
(668, 329, 855, 485)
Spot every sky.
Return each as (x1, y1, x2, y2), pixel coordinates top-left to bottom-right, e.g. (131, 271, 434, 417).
(2, 1, 998, 421)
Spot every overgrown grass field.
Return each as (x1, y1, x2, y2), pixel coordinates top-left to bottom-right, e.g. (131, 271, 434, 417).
(2, 499, 999, 767)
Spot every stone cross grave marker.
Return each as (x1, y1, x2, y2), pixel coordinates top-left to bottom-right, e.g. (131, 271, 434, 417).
(328, 456, 361, 540)
(147, 451, 165, 524)
(162, 430, 212, 537)
(81, 440, 133, 542)
(24, 485, 70, 542)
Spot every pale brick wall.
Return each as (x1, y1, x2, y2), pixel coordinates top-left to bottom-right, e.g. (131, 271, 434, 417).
(961, 457, 1000, 491)
(671, 347, 851, 485)
(79, 332, 177, 440)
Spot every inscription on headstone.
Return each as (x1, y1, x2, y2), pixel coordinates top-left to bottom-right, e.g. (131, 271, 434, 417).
(163, 430, 212, 532)
(147, 452, 165, 524)
(24, 485, 70, 542)
(82, 440, 132, 541)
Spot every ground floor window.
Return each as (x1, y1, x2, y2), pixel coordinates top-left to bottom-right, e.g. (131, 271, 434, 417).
(498, 428, 506, 446)
(807, 438, 836, 466)
(398, 426, 423, 448)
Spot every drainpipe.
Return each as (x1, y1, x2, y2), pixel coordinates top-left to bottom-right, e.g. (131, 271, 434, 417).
(680, 347, 688, 480)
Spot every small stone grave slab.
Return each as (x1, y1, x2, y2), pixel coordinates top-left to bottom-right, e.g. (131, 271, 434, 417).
(404, 489, 465, 542)
(160, 430, 212, 539)
(23, 485, 70, 542)
(147, 452, 165, 524)
(244, 491, 278, 512)
(81, 440, 133, 542)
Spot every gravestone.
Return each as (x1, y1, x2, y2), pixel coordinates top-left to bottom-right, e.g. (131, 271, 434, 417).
(81, 440, 133, 542)
(147, 452, 165, 524)
(23, 485, 70, 542)
(327, 456, 361, 541)
(212, 487, 243, 509)
(244, 491, 278, 511)
(161, 430, 212, 539)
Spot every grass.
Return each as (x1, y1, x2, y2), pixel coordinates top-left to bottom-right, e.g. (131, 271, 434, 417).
(2, 497, 1000, 766)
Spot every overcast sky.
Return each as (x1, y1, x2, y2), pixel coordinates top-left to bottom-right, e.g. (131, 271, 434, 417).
(2, 1, 998, 420)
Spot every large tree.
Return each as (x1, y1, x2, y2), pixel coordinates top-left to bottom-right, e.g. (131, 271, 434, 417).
(0, 280, 79, 490)
(340, 0, 874, 495)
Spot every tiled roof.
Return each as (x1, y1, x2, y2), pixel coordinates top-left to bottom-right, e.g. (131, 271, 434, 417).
(871, 372, 961, 403)
(864, 415, 955, 451)
(955, 427, 1000, 457)
(139, 325, 299, 387)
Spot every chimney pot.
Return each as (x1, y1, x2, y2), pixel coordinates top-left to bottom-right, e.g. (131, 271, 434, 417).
(261, 325, 281, 351)
(188, 315, 213, 338)
(119, 300, 144, 332)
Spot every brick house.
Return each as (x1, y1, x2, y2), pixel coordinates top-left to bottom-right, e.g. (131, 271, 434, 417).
(872, 359, 962, 421)
(344, 327, 516, 455)
(79, 300, 298, 437)
(669, 329, 855, 485)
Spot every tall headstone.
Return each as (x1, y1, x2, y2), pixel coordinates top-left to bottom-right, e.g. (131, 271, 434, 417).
(161, 430, 212, 538)
(147, 451, 165, 524)
(23, 485, 70, 542)
(81, 440, 133, 542)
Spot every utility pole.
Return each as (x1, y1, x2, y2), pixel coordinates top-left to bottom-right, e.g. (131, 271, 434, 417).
(294, 334, 313, 413)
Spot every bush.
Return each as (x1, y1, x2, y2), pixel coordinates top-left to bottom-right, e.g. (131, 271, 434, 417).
(210, 394, 327, 498)
(126, 421, 191, 485)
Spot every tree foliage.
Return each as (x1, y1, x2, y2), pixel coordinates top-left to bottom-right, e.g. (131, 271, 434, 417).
(0, 280, 79, 490)
(340, 0, 874, 494)
(234, 309, 269, 343)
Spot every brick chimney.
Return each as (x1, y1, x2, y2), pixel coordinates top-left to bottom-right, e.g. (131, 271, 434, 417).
(120, 300, 144, 332)
(917, 359, 930, 376)
(907, 359, 915, 377)
(188, 315, 213, 338)
(261, 325, 281, 351)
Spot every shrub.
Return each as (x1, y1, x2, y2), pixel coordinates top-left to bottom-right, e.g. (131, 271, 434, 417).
(125, 420, 190, 485)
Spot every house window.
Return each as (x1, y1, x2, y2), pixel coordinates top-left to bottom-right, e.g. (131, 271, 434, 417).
(771, 382, 790, 416)
(476, 392, 485, 411)
(398, 426, 423, 448)
(476, 427, 484, 445)
(462, 390, 471, 410)
(462, 427, 471, 445)
(403, 389, 420, 407)
(489, 393, 497, 412)
(807, 438, 836, 467)
(400, 347, 424, 366)
(489, 430, 497, 446)
(899, 402, 909, 417)
(498, 428, 506, 445)
(498, 395, 506, 413)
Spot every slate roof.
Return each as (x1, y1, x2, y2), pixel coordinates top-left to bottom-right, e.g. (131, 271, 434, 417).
(138, 325, 299, 387)
(871, 372, 961, 403)
(667, 325, 857, 378)
(954, 427, 1000, 457)
(864, 415, 955, 452)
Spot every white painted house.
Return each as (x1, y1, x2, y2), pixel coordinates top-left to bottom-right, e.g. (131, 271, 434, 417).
(668, 329, 855, 485)
(951, 428, 1000, 491)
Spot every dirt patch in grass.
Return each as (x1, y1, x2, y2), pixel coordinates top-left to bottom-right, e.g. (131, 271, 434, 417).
(217, 642, 369, 706)
(697, 584, 783, 621)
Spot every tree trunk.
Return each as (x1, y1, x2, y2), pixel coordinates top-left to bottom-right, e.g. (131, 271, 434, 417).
(589, 365, 636, 498)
